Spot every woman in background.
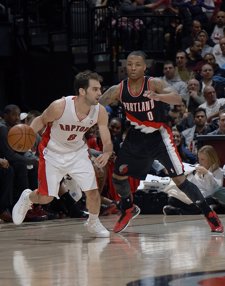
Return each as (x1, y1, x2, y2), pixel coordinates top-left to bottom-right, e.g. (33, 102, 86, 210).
(163, 145, 223, 215)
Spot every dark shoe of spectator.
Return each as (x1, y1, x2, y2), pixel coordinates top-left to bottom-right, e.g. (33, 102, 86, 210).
(33, 204, 60, 220)
(163, 205, 182, 215)
(69, 209, 89, 218)
(24, 205, 48, 222)
(0, 209, 13, 222)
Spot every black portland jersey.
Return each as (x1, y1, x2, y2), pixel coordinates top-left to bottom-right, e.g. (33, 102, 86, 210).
(119, 76, 170, 133)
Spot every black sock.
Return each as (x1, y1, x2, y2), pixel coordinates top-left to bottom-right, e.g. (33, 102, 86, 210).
(120, 195, 133, 211)
(178, 179, 211, 216)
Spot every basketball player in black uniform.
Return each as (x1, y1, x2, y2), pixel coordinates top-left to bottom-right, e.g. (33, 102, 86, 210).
(99, 50, 224, 234)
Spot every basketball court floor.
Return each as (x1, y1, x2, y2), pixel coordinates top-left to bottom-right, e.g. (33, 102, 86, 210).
(0, 214, 225, 286)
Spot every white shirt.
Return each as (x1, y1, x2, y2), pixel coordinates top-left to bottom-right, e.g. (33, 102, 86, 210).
(199, 98, 225, 118)
(43, 96, 100, 153)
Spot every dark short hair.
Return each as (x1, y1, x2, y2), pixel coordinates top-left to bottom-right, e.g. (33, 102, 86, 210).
(127, 50, 147, 62)
(3, 104, 20, 114)
(176, 50, 188, 59)
(194, 107, 207, 117)
(74, 70, 103, 94)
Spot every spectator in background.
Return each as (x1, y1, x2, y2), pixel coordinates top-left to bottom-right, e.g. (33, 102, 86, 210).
(119, 0, 171, 15)
(196, 29, 213, 57)
(85, 122, 120, 216)
(198, 63, 214, 93)
(0, 157, 14, 222)
(108, 117, 123, 155)
(182, 107, 214, 155)
(118, 0, 173, 50)
(161, 60, 187, 101)
(0, 104, 47, 222)
(0, 105, 39, 199)
(174, 99, 195, 132)
(163, 145, 223, 215)
(213, 36, 225, 68)
(203, 52, 225, 78)
(199, 85, 225, 122)
(95, 0, 108, 6)
(172, 127, 197, 164)
(208, 108, 225, 134)
(0, 110, 3, 123)
(186, 78, 205, 113)
(175, 50, 194, 83)
(20, 112, 28, 123)
(210, 10, 225, 45)
(173, 0, 214, 30)
(198, 63, 225, 98)
(181, 20, 202, 49)
(186, 39, 204, 74)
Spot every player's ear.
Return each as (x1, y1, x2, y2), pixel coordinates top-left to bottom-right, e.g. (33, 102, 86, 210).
(79, 87, 85, 96)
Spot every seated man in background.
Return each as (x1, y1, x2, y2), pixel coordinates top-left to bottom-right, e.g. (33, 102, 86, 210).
(0, 104, 47, 222)
(208, 108, 225, 134)
(0, 157, 14, 222)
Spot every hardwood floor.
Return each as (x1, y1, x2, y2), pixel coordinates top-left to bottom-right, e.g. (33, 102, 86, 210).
(0, 214, 225, 286)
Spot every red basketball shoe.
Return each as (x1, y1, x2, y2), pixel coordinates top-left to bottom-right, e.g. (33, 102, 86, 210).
(113, 205, 140, 233)
(205, 211, 224, 233)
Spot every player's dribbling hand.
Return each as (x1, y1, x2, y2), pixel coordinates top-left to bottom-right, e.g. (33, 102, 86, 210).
(94, 153, 110, 168)
(0, 158, 9, 169)
(143, 90, 160, 101)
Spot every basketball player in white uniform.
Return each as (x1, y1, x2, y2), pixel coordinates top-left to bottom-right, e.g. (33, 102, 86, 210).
(12, 71, 113, 237)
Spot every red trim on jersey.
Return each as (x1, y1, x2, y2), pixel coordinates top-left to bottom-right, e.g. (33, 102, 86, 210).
(126, 111, 165, 130)
(127, 77, 145, 97)
(37, 124, 51, 196)
(166, 126, 184, 171)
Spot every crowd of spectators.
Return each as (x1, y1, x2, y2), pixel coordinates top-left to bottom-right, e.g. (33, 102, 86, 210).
(1, 0, 225, 222)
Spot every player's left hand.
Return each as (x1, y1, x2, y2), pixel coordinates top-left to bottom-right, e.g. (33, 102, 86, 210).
(0, 158, 9, 169)
(143, 90, 160, 101)
(94, 152, 111, 168)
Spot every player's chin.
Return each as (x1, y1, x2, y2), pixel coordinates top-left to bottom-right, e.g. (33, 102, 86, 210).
(129, 74, 138, 79)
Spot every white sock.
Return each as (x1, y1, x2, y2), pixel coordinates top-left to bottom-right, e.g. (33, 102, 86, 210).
(88, 213, 99, 221)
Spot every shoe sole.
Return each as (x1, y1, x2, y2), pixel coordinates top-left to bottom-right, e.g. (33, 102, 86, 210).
(87, 229, 110, 238)
(114, 207, 140, 234)
(12, 201, 25, 225)
(94, 232, 110, 238)
(12, 195, 31, 225)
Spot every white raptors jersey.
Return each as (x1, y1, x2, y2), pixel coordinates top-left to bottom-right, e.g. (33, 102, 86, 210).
(41, 96, 100, 153)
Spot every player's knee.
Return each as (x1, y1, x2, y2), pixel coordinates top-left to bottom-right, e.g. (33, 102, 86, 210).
(86, 188, 99, 201)
(172, 175, 186, 186)
(112, 177, 130, 198)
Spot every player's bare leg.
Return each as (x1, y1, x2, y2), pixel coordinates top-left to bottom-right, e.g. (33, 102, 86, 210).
(85, 189, 110, 237)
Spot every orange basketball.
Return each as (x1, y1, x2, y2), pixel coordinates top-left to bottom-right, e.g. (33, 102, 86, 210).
(7, 124, 36, 152)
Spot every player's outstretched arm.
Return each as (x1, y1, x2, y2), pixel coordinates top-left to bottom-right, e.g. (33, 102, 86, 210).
(30, 98, 65, 133)
(145, 78, 182, 105)
(94, 105, 113, 168)
(99, 84, 120, 106)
